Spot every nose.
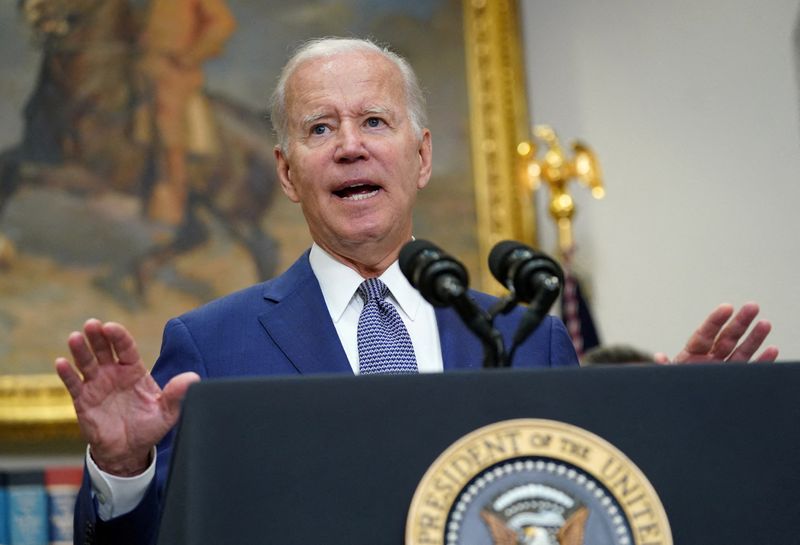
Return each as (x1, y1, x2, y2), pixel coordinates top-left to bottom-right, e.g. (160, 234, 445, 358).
(333, 121, 369, 163)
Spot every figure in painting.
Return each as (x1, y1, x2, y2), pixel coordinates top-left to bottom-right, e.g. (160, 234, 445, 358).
(135, 0, 236, 226)
(0, 0, 279, 306)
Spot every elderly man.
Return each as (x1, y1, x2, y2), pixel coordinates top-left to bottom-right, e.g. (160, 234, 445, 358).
(56, 38, 777, 545)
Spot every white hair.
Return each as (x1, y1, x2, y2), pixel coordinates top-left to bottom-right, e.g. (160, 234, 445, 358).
(269, 37, 428, 151)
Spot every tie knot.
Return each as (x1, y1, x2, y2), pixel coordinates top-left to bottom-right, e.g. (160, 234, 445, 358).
(358, 278, 388, 304)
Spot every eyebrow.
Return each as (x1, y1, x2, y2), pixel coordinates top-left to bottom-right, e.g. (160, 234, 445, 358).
(301, 112, 329, 128)
(299, 106, 396, 129)
(362, 106, 392, 117)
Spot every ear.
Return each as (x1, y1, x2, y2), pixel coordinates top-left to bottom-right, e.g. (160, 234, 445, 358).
(274, 146, 300, 203)
(417, 129, 433, 189)
(416, 129, 432, 190)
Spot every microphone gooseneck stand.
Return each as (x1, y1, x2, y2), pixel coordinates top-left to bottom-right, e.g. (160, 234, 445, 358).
(400, 239, 563, 369)
(399, 240, 507, 368)
(487, 240, 564, 367)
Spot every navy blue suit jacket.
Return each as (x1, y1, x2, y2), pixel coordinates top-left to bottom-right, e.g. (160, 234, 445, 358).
(75, 252, 579, 544)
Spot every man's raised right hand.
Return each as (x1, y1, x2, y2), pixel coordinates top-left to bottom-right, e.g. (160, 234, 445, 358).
(55, 319, 199, 477)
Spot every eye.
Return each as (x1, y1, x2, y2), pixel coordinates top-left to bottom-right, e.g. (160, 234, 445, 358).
(311, 124, 328, 135)
(365, 117, 384, 128)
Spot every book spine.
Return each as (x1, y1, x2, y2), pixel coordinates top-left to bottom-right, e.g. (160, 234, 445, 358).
(7, 471, 47, 545)
(0, 472, 9, 545)
(44, 468, 83, 545)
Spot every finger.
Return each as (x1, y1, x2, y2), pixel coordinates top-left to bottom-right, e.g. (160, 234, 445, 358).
(653, 352, 671, 365)
(725, 319, 770, 362)
(102, 322, 141, 366)
(755, 346, 779, 363)
(709, 303, 760, 360)
(54, 357, 83, 400)
(161, 372, 201, 425)
(67, 330, 100, 380)
(683, 303, 734, 355)
(83, 318, 116, 367)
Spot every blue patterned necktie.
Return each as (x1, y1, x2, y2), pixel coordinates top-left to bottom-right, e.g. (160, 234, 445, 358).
(357, 278, 418, 375)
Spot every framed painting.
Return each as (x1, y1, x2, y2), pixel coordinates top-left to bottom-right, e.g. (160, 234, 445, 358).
(0, 0, 534, 440)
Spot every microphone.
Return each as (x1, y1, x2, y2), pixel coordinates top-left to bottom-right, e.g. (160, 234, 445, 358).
(488, 241, 564, 355)
(399, 239, 469, 307)
(400, 239, 506, 367)
(488, 241, 563, 304)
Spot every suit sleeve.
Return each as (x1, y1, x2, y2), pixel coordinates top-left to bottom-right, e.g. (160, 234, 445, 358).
(73, 317, 207, 545)
(546, 315, 581, 368)
(508, 315, 579, 369)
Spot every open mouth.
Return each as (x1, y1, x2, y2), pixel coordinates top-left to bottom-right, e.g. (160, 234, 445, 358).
(333, 183, 381, 201)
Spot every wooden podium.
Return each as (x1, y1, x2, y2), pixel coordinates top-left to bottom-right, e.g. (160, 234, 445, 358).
(156, 362, 800, 545)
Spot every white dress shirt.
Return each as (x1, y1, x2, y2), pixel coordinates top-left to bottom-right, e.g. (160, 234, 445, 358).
(309, 243, 443, 374)
(89, 243, 443, 519)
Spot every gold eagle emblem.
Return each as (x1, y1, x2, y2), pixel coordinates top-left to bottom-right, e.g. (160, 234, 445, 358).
(480, 506, 589, 545)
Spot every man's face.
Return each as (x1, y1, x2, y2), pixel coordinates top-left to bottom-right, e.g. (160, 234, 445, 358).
(275, 50, 432, 267)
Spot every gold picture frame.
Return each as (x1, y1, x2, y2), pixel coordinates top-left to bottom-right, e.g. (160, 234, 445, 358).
(0, 0, 534, 443)
(0, 374, 82, 446)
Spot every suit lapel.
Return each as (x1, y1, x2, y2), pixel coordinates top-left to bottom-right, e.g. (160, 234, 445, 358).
(257, 254, 353, 376)
(257, 254, 489, 374)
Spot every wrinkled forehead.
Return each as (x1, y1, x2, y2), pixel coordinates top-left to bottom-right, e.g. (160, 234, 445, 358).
(284, 50, 407, 111)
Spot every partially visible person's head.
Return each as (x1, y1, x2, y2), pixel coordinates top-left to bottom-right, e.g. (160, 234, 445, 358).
(271, 36, 433, 275)
(580, 344, 655, 366)
(270, 37, 427, 152)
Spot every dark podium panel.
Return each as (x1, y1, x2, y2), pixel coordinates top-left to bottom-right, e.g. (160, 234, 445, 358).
(157, 363, 800, 545)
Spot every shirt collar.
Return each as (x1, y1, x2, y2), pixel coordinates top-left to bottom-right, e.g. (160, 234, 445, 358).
(309, 243, 424, 322)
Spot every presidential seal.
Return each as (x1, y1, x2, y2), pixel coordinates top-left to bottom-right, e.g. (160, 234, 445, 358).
(406, 419, 671, 545)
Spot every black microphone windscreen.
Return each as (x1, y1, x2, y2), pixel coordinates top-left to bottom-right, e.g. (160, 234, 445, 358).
(488, 240, 525, 285)
(399, 239, 437, 281)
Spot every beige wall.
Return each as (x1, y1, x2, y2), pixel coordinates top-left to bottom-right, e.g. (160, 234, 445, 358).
(521, 0, 800, 359)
